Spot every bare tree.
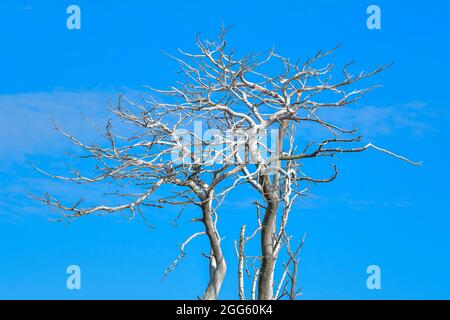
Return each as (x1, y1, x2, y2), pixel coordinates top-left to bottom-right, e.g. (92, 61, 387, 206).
(34, 28, 419, 300)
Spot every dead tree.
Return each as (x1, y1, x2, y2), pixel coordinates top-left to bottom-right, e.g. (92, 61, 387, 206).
(35, 28, 419, 300)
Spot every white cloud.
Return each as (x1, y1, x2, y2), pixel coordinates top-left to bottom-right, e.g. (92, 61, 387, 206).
(0, 88, 157, 221)
(0, 90, 123, 166)
(0, 90, 442, 221)
(297, 101, 445, 141)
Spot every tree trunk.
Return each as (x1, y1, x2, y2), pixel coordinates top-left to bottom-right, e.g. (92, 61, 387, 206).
(202, 196, 227, 300)
(257, 182, 279, 300)
(257, 122, 286, 300)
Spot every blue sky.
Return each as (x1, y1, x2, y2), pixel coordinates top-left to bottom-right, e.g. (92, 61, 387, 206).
(0, 0, 449, 299)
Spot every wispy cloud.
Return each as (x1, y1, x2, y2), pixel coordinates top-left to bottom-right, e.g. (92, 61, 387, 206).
(297, 101, 447, 141)
(332, 101, 442, 138)
(0, 90, 120, 221)
(0, 90, 443, 222)
(0, 88, 157, 171)
(0, 90, 114, 166)
(0, 89, 443, 166)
